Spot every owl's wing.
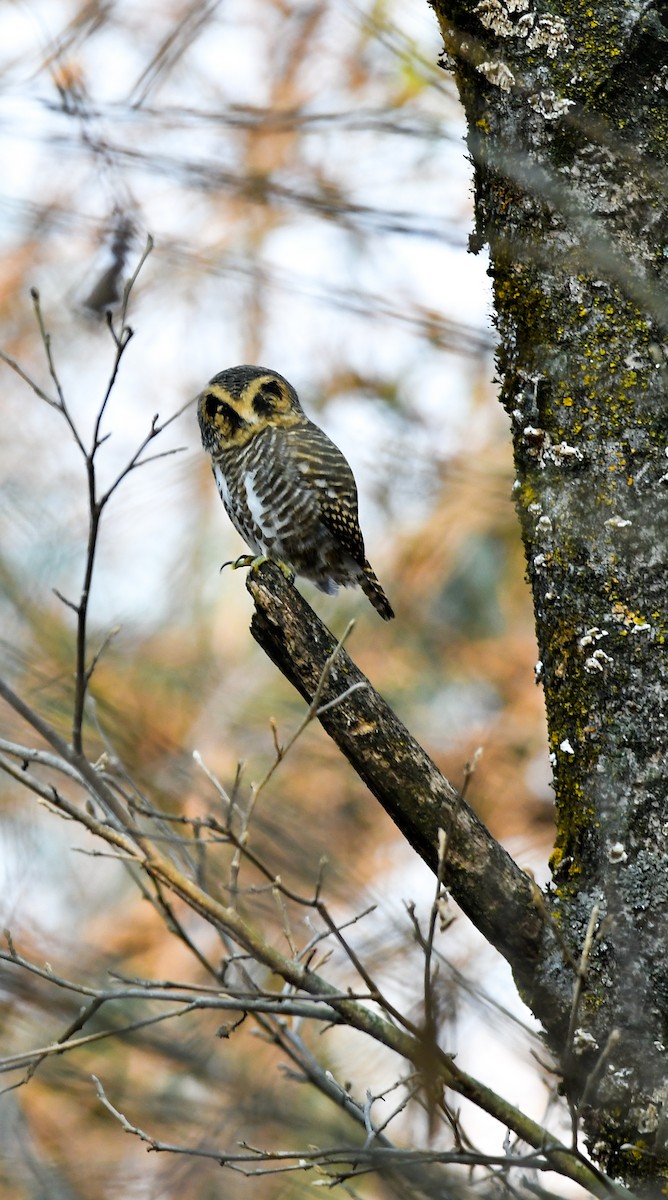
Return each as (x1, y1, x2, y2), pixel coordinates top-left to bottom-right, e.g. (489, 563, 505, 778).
(286, 423, 366, 566)
(319, 490, 365, 565)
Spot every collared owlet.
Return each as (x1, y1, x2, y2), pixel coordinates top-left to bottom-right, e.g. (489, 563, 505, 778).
(197, 365, 394, 621)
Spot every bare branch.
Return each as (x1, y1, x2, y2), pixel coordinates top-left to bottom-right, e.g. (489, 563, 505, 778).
(0, 738, 83, 782)
(90, 1074, 627, 1192)
(0, 1004, 201, 1078)
(245, 617, 359, 818)
(0, 348, 59, 409)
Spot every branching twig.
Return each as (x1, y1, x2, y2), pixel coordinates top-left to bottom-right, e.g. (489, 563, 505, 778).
(1, 240, 194, 757)
(0, 348, 59, 409)
(90, 1074, 613, 1182)
(0, 1003, 200, 1079)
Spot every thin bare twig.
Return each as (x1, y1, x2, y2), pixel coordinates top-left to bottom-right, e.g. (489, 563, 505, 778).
(315, 898, 423, 1039)
(0, 1003, 200, 1078)
(193, 623, 364, 905)
(460, 746, 483, 801)
(0, 348, 59, 408)
(90, 1074, 599, 1180)
(248, 617, 359, 814)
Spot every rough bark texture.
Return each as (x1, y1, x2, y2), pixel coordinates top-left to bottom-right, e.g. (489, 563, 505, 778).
(428, 0, 668, 1186)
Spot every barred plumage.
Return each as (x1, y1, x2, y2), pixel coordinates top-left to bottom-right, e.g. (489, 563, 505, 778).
(197, 365, 394, 621)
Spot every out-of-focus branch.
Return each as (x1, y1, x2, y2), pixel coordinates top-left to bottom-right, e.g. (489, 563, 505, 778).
(246, 563, 559, 1008)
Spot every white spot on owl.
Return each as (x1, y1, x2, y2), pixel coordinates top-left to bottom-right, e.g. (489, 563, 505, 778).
(213, 463, 231, 508)
(244, 469, 267, 532)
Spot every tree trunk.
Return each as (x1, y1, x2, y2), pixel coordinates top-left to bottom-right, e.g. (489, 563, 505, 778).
(427, 0, 668, 1187)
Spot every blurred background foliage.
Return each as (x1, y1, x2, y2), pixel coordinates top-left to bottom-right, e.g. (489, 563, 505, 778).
(0, 1, 556, 1196)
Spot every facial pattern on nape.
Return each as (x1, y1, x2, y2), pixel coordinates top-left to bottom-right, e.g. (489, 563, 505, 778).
(252, 378, 285, 418)
(207, 365, 299, 404)
(207, 364, 269, 400)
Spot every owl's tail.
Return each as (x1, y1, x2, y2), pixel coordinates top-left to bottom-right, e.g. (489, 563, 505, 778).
(360, 561, 395, 621)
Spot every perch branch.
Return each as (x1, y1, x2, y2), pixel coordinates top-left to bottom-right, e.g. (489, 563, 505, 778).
(246, 563, 560, 1013)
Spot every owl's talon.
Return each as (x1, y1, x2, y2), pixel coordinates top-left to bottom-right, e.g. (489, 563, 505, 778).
(220, 554, 295, 582)
(220, 554, 257, 573)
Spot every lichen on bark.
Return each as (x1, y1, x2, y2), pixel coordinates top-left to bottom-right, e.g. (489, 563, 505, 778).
(430, 0, 668, 1184)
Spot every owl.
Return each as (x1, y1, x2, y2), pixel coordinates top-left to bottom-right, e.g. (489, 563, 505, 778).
(197, 365, 394, 621)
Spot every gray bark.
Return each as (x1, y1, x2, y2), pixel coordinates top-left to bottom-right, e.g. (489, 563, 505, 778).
(427, 0, 668, 1187)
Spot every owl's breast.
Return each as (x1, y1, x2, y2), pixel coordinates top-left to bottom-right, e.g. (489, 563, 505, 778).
(213, 427, 354, 584)
(212, 457, 262, 553)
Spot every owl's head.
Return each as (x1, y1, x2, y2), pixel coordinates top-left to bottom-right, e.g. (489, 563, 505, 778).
(197, 365, 303, 451)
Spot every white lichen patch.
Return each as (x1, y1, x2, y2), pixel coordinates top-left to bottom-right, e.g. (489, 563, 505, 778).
(573, 1028, 598, 1052)
(608, 842, 628, 864)
(579, 627, 608, 648)
(604, 515, 632, 529)
(526, 13, 572, 55)
(560, 738, 575, 755)
(477, 59, 516, 91)
(585, 648, 613, 673)
(477, 0, 515, 36)
(549, 440, 584, 464)
(527, 91, 575, 119)
(475, 0, 572, 56)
